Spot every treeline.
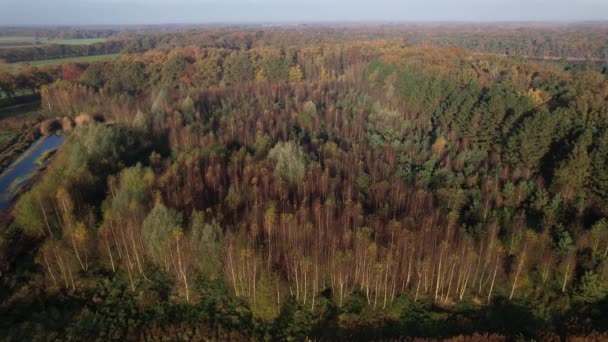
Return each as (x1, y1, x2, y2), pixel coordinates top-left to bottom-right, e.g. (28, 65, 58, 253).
(0, 40, 124, 63)
(46, 42, 368, 96)
(3, 22, 608, 64)
(1, 40, 607, 339)
(0, 27, 117, 39)
(115, 23, 608, 59)
(398, 23, 608, 60)
(0, 67, 56, 95)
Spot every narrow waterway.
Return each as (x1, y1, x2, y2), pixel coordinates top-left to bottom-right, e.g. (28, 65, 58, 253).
(0, 134, 64, 209)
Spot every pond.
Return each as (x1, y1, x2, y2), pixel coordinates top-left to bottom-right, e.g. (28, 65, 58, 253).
(0, 134, 64, 209)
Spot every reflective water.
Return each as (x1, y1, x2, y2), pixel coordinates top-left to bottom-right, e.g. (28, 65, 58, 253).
(0, 134, 64, 209)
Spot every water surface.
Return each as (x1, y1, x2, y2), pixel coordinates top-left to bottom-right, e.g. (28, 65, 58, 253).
(0, 134, 64, 209)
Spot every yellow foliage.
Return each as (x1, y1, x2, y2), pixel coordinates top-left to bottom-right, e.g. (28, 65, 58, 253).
(171, 228, 183, 240)
(73, 223, 89, 243)
(432, 136, 448, 156)
(255, 68, 267, 81)
(240, 248, 253, 259)
(320, 65, 329, 81)
(144, 168, 155, 187)
(368, 68, 380, 83)
(289, 65, 304, 82)
(527, 88, 546, 106)
(56, 188, 72, 210)
(367, 242, 377, 255)
(264, 203, 276, 234)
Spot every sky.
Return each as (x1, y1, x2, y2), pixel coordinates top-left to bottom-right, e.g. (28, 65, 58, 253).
(1, 0, 607, 25)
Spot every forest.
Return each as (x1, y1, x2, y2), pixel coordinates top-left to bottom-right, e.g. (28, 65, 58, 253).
(0, 25, 607, 341)
(2, 23, 608, 64)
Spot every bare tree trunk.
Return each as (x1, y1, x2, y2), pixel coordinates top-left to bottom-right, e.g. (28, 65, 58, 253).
(105, 233, 115, 272)
(128, 224, 148, 280)
(406, 249, 413, 288)
(487, 254, 499, 302)
(70, 234, 86, 272)
(459, 260, 473, 300)
(303, 264, 307, 305)
(228, 249, 239, 296)
(67, 263, 76, 291)
(415, 272, 422, 302)
(109, 221, 122, 260)
(542, 261, 550, 284)
(444, 259, 456, 304)
(119, 222, 134, 272)
(339, 280, 344, 307)
(312, 263, 318, 311)
(294, 264, 300, 301)
(277, 277, 281, 312)
(55, 253, 68, 289)
(383, 263, 389, 309)
(40, 201, 54, 239)
(471, 243, 483, 293)
(43, 251, 57, 287)
(509, 248, 527, 301)
(176, 235, 189, 302)
(562, 261, 572, 293)
(435, 246, 444, 301)
(373, 273, 379, 309)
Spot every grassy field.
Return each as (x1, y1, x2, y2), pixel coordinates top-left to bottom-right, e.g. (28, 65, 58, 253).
(0, 36, 108, 49)
(0, 53, 121, 73)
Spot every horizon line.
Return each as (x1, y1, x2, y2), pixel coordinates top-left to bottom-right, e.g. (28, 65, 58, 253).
(2, 20, 608, 28)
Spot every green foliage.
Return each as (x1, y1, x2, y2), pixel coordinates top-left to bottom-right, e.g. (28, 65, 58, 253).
(269, 297, 338, 341)
(194, 57, 222, 87)
(190, 213, 223, 279)
(355, 172, 371, 198)
(551, 129, 593, 202)
(180, 96, 196, 124)
(79, 62, 105, 89)
(106, 164, 149, 217)
(267, 141, 306, 186)
(222, 53, 254, 85)
(574, 272, 608, 303)
(106, 60, 147, 94)
(141, 202, 183, 266)
(590, 128, 608, 214)
(553, 224, 575, 255)
(76, 123, 138, 172)
(13, 192, 46, 238)
(3, 31, 608, 341)
(161, 54, 188, 87)
(253, 133, 271, 159)
(366, 102, 411, 150)
(505, 111, 559, 169)
(260, 56, 290, 81)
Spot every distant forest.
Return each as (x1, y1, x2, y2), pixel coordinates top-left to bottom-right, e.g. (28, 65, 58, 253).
(0, 25, 607, 340)
(1, 23, 608, 63)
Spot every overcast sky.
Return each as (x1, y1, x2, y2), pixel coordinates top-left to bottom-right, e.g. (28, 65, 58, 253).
(1, 0, 607, 25)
